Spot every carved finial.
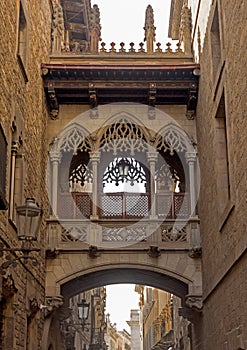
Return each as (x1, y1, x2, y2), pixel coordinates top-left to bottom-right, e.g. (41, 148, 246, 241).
(138, 42, 145, 52)
(180, 3, 192, 55)
(100, 42, 107, 52)
(155, 42, 162, 53)
(119, 42, 126, 52)
(144, 5, 156, 53)
(166, 42, 172, 53)
(176, 41, 183, 53)
(110, 42, 116, 53)
(90, 4, 101, 53)
(129, 42, 135, 52)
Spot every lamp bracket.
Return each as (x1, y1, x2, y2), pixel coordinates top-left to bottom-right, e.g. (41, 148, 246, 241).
(0, 242, 40, 273)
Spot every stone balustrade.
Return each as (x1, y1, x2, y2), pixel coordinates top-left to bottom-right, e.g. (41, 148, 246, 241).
(46, 217, 200, 252)
(57, 40, 186, 56)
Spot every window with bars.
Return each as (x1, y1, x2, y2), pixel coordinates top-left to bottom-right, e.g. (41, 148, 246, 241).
(0, 125, 8, 210)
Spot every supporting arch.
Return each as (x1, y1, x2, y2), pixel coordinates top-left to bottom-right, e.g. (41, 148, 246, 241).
(60, 267, 189, 307)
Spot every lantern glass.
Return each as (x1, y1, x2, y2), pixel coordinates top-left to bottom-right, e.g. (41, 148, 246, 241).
(78, 299, 90, 321)
(118, 158, 130, 177)
(16, 198, 42, 240)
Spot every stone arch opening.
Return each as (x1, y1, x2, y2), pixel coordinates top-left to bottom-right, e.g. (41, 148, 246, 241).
(60, 267, 190, 308)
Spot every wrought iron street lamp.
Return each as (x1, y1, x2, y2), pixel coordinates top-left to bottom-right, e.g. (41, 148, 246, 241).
(78, 299, 90, 325)
(117, 158, 130, 178)
(16, 197, 43, 240)
(0, 198, 42, 271)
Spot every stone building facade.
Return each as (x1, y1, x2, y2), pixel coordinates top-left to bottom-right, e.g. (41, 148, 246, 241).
(0, 0, 51, 349)
(105, 314, 131, 350)
(136, 286, 174, 350)
(170, 0, 247, 348)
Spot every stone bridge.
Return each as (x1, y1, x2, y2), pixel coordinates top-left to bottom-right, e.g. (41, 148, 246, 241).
(45, 218, 202, 307)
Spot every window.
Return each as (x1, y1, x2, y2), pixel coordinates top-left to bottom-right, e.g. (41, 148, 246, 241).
(215, 92, 230, 213)
(210, 3, 221, 78)
(17, 1, 28, 81)
(0, 125, 8, 210)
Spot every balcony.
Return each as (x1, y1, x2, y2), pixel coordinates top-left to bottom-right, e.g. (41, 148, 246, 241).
(57, 192, 190, 220)
(47, 191, 200, 251)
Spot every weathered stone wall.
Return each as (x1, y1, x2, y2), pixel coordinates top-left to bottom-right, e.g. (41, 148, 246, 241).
(0, 0, 51, 348)
(194, 0, 247, 348)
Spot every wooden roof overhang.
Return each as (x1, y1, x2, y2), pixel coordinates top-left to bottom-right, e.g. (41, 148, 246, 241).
(41, 63, 200, 119)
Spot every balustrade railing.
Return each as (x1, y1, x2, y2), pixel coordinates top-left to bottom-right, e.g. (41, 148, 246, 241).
(57, 192, 190, 220)
(47, 217, 201, 248)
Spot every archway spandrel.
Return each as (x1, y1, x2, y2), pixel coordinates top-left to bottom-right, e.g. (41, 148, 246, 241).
(45, 253, 201, 299)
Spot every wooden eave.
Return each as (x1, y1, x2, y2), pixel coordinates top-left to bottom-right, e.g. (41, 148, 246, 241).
(41, 63, 200, 118)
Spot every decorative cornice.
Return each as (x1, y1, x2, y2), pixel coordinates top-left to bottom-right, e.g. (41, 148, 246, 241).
(42, 63, 200, 112)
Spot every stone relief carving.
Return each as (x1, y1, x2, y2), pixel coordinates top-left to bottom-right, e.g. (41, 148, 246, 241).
(102, 225, 147, 242)
(161, 225, 187, 242)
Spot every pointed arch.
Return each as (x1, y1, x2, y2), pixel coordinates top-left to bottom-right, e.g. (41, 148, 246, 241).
(155, 123, 195, 154)
(51, 122, 92, 155)
(95, 111, 152, 154)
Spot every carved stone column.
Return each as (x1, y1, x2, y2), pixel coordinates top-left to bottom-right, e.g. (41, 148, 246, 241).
(186, 151, 197, 216)
(50, 150, 61, 217)
(147, 150, 158, 218)
(90, 151, 101, 220)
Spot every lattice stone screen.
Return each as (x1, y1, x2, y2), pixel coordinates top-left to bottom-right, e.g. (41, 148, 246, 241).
(58, 193, 92, 219)
(99, 194, 123, 218)
(156, 193, 190, 219)
(99, 193, 150, 219)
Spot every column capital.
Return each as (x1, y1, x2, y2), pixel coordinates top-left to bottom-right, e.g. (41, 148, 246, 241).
(186, 151, 197, 163)
(147, 150, 158, 162)
(90, 151, 101, 162)
(49, 150, 61, 163)
(11, 140, 20, 154)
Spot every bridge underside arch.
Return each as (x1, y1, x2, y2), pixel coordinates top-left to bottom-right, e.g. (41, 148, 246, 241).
(61, 267, 189, 306)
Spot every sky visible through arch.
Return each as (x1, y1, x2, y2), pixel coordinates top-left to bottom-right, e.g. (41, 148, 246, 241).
(105, 284, 140, 332)
(92, 0, 172, 333)
(94, 0, 172, 48)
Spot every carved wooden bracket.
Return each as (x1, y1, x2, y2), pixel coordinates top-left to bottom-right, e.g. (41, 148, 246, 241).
(88, 83, 98, 118)
(148, 82, 156, 107)
(89, 83, 97, 108)
(48, 83, 59, 120)
(186, 83, 197, 119)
